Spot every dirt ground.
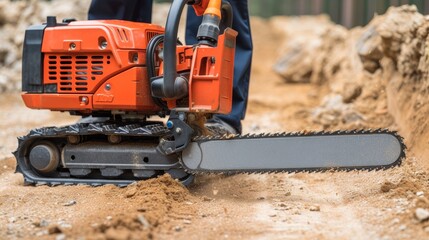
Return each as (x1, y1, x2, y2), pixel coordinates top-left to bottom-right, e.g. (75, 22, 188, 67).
(2, 3, 429, 240)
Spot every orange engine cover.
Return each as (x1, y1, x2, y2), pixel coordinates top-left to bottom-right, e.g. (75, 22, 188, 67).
(21, 19, 236, 116)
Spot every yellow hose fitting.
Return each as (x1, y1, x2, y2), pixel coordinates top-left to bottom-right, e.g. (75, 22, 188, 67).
(204, 0, 222, 18)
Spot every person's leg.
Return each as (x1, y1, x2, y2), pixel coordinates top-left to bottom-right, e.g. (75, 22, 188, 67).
(186, 0, 253, 134)
(88, 0, 153, 23)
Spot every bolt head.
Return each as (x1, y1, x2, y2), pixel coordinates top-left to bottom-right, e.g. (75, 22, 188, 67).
(67, 135, 81, 144)
(166, 121, 174, 129)
(132, 53, 138, 62)
(187, 114, 195, 122)
(108, 135, 121, 144)
(105, 84, 111, 91)
(70, 43, 76, 50)
(178, 113, 186, 121)
(81, 96, 88, 105)
(100, 41, 108, 49)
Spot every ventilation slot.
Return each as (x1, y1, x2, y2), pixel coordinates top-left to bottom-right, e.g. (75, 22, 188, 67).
(91, 56, 104, 77)
(46, 54, 105, 92)
(46, 54, 110, 92)
(116, 28, 129, 42)
(146, 31, 161, 44)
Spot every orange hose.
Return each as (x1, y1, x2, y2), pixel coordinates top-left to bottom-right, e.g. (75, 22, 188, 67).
(204, 0, 221, 18)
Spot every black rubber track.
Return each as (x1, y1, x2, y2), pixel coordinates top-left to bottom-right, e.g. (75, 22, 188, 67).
(14, 122, 194, 187)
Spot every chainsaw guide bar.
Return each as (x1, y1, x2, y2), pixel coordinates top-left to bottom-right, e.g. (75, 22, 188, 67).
(181, 129, 405, 175)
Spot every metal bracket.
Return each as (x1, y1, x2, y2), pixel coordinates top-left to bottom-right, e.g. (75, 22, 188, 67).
(158, 110, 194, 155)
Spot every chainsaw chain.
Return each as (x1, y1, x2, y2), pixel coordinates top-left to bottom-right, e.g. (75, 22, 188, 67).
(15, 122, 406, 186)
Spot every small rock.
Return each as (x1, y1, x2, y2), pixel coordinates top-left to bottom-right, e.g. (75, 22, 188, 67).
(279, 203, 287, 207)
(174, 226, 182, 232)
(342, 83, 362, 103)
(417, 191, 424, 197)
(125, 186, 137, 198)
(48, 225, 62, 235)
(7, 224, 14, 235)
(55, 233, 66, 240)
(212, 190, 219, 196)
(106, 216, 113, 221)
(380, 181, 396, 193)
(35, 230, 48, 237)
(137, 214, 150, 229)
(398, 225, 407, 231)
(63, 200, 76, 207)
(415, 208, 429, 222)
(201, 214, 208, 218)
(309, 205, 320, 212)
(184, 201, 193, 205)
(59, 222, 72, 229)
(285, 192, 291, 197)
(424, 226, 429, 232)
(269, 214, 277, 217)
(293, 210, 301, 215)
(137, 208, 147, 212)
(202, 196, 213, 202)
(183, 219, 192, 225)
(8, 217, 16, 223)
(257, 197, 265, 200)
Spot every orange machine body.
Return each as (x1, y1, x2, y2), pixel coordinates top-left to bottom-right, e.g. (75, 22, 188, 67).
(22, 20, 237, 116)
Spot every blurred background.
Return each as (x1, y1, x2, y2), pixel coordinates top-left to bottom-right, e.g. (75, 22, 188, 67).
(156, 0, 429, 27)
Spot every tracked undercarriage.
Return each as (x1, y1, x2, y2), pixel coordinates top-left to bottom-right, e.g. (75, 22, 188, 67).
(15, 120, 194, 186)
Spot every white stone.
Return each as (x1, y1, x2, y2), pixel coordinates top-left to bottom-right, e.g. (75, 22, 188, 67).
(415, 208, 429, 222)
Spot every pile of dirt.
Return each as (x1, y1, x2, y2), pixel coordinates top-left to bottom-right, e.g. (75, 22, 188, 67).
(271, 15, 350, 85)
(378, 158, 429, 232)
(268, 14, 386, 129)
(42, 174, 196, 239)
(273, 5, 429, 137)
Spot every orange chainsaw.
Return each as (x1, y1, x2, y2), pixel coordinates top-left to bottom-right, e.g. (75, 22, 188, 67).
(15, 0, 405, 186)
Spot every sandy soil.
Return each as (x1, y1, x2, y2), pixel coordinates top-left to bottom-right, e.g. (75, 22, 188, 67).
(2, 3, 429, 240)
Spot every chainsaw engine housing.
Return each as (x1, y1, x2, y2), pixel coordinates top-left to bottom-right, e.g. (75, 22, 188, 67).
(21, 17, 237, 117)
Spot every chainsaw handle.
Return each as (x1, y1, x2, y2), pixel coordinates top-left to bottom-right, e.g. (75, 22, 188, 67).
(159, 0, 190, 99)
(152, 0, 227, 100)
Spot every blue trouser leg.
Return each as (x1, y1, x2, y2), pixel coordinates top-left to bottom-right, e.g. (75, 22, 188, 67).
(186, 0, 252, 134)
(88, 0, 153, 23)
